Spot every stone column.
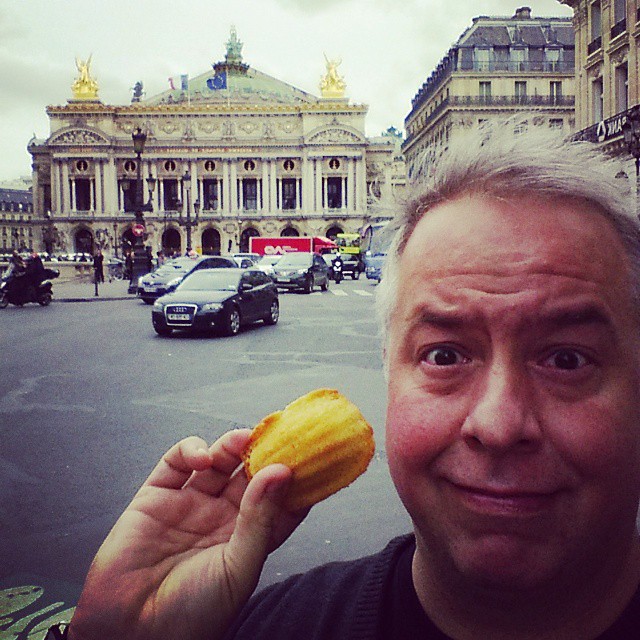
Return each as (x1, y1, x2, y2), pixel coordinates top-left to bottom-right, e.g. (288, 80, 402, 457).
(230, 161, 238, 213)
(52, 160, 61, 216)
(222, 160, 231, 213)
(270, 160, 277, 213)
(347, 158, 355, 213)
(315, 159, 323, 213)
(356, 158, 366, 214)
(62, 162, 70, 214)
(94, 161, 103, 215)
(262, 162, 269, 213)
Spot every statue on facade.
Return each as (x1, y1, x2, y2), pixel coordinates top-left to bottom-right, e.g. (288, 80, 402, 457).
(225, 25, 243, 64)
(131, 81, 144, 103)
(72, 55, 99, 100)
(319, 54, 346, 99)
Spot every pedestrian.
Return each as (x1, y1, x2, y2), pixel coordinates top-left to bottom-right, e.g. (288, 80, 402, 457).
(7, 250, 25, 276)
(93, 249, 104, 283)
(124, 251, 133, 280)
(50, 117, 640, 640)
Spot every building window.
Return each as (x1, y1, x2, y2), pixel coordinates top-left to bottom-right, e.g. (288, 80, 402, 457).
(479, 81, 492, 103)
(283, 159, 295, 171)
(75, 179, 91, 211)
(243, 179, 257, 210)
(164, 160, 177, 172)
(244, 160, 256, 172)
(550, 81, 562, 104)
(589, 1, 602, 52)
(163, 179, 179, 210)
(545, 47, 561, 71)
(282, 178, 296, 210)
(76, 159, 88, 172)
(614, 0, 627, 25)
(474, 47, 491, 72)
(515, 81, 527, 103)
(204, 160, 216, 172)
(327, 177, 342, 209)
(549, 118, 564, 129)
(329, 158, 340, 170)
(592, 77, 604, 122)
(203, 179, 219, 210)
(124, 160, 137, 173)
(511, 47, 527, 72)
(615, 64, 628, 113)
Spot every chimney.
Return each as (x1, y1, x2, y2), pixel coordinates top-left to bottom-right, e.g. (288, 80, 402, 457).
(514, 6, 532, 19)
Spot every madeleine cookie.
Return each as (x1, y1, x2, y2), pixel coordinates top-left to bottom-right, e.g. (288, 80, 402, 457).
(242, 389, 375, 510)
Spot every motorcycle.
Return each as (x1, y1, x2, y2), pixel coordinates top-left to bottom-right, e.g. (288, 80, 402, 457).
(332, 259, 343, 284)
(0, 268, 60, 308)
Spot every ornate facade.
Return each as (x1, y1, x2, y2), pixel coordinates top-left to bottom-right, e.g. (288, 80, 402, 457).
(28, 29, 403, 257)
(403, 7, 576, 175)
(559, 0, 640, 158)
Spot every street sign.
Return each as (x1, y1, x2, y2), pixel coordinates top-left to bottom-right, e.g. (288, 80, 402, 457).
(132, 223, 145, 237)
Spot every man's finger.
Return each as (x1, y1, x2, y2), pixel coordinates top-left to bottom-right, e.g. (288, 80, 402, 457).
(143, 431, 250, 491)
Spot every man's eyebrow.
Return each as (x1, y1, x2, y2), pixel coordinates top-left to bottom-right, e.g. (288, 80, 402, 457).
(413, 309, 467, 328)
(540, 305, 613, 329)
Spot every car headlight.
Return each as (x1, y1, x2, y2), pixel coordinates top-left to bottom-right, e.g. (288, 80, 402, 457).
(296, 269, 308, 275)
(153, 300, 164, 310)
(202, 302, 223, 311)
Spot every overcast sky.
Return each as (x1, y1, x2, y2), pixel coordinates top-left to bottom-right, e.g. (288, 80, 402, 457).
(0, 0, 572, 182)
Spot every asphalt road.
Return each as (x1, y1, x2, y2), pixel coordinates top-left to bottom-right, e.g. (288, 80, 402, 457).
(0, 278, 411, 636)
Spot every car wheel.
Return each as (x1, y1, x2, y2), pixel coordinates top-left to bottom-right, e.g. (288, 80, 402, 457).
(264, 299, 279, 325)
(223, 307, 241, 336)
(0, 293, 8, 309)
(142, 298, 154, 305)
(303, 276, 314, 294)
(153, 318, 172, 336)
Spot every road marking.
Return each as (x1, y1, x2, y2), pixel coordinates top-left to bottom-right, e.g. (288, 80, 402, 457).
(330, 289, 348, 296)
(353, 289, 374, 297)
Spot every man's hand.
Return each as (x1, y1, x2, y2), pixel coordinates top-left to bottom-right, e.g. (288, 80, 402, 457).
(69, 431, 306, 640)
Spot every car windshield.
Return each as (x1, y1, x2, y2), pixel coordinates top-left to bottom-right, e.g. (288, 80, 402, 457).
(177, 270, 241, 292)
(277, 253, 311, 267)
(258, 256, 281, 265)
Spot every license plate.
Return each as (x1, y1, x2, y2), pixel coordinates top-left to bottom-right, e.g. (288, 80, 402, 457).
(168, 313, 190, 321)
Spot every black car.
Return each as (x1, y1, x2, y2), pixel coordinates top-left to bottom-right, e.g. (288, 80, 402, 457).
(137, 255, 236, 304)
(151, 268, 279, 337)
(271, 252, 330, 293)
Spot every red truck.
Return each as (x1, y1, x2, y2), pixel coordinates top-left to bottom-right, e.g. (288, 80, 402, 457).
(249, 236, 336, 256)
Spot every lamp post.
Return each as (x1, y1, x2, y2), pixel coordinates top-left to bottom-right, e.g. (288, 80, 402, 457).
(180, 171, 199, 253)
(127, 127, 149, 294)
(622, 105, 640, 220)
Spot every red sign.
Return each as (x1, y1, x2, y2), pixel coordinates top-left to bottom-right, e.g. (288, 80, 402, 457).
(132, 224, 145, 237)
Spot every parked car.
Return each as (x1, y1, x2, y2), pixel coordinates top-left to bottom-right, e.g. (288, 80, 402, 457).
(151, 268, 279, 337)
(272, 251, 330, 293)
(137, 255, 236, 304)
(322, 252, 363, 280)
(254, 255, 282, 279)
(231, 252, 261, 265)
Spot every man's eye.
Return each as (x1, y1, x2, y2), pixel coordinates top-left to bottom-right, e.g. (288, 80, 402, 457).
(541, 349, 589, 370)
(422, 347, 467, 366)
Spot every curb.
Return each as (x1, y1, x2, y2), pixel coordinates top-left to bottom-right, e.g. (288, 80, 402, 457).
(55, 296, 134, 303)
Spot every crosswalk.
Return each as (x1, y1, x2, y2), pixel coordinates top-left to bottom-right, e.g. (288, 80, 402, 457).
(309, 288, 374, 297)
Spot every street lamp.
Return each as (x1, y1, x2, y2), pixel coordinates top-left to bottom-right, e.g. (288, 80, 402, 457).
(128, 127, 149, 293)
(622, 105, 640, 219)
(180, 171, 199, 253)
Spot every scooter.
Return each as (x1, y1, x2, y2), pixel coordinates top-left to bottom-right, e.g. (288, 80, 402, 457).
(332, 260, 343, 284)
(0, 268, 60, 308)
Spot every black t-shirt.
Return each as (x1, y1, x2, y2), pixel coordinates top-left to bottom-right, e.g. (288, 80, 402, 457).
(380, 538, 640, 640)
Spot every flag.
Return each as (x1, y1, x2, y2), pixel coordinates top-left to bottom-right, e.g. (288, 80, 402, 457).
(168, 74, 189, 91)
(207, 71, 227, 91)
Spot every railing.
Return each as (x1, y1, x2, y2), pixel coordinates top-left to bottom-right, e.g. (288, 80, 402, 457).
(611, 19, 627, 39)
(406, 94, 575, 146)
(460, 60, 574, 74)
(587, 36, 602, 55)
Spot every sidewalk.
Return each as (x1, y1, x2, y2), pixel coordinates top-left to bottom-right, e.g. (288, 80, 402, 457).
(54, 277, 135, 302)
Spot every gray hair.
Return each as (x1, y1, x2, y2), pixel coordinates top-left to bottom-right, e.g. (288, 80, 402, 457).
(376, 116, 640, 346)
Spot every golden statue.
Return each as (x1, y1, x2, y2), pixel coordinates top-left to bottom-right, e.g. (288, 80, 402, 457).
(319, 54, 346, 99)
(71, 55, 99, 100)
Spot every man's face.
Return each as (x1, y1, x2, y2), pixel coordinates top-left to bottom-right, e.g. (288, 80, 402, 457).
(385, 193, 640, 590)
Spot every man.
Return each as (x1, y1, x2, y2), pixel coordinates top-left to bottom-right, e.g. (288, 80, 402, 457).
(59, 118, 640, 640)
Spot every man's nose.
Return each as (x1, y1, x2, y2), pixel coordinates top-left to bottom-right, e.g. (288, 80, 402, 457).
(460, 360, 540, 452)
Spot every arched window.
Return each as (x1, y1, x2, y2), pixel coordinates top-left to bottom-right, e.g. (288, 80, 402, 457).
(202, 228, 221, 255)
